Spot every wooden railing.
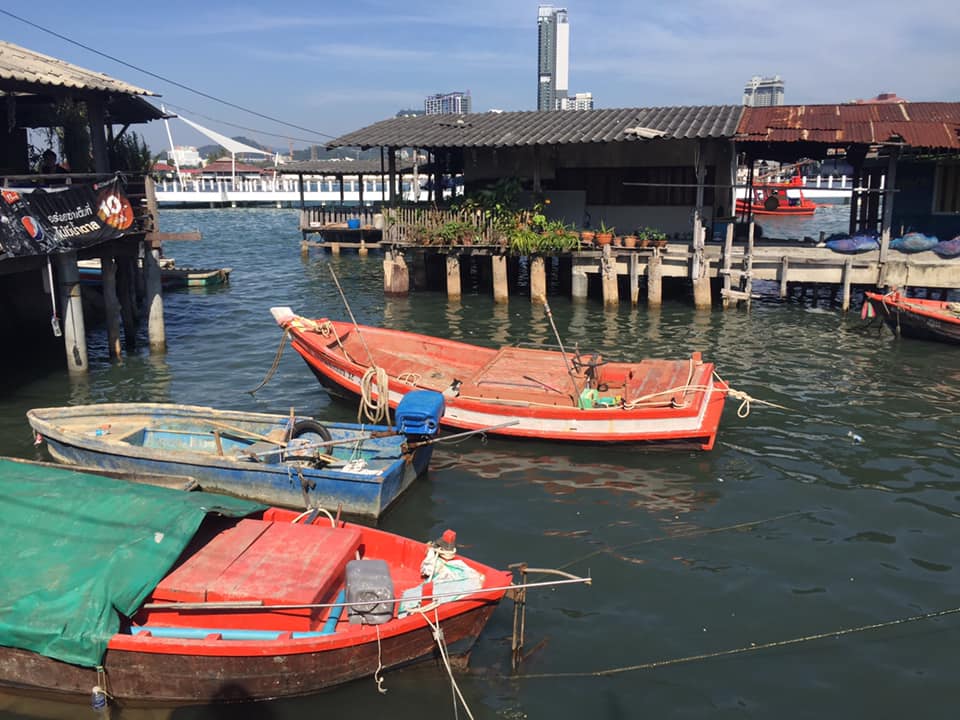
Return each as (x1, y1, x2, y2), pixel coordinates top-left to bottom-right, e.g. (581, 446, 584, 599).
(300, 206, 380, 230)
(382, 205, 502, 245)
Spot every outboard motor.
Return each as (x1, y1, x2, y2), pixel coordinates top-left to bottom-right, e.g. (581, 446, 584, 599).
(394, 390, 445, 442)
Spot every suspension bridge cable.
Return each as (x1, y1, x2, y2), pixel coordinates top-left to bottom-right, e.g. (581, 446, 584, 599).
(0, 9, 336, 140)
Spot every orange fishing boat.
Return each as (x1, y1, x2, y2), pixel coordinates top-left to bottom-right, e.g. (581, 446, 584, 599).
(736, 174, 817, 216)
(863, 289, 960, 344)
(0, 459, 513, 706)
(271, 307, 729, 450)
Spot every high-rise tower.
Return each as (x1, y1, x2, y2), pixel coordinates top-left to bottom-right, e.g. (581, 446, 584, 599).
(537, 5, 569, 111)
(743, 75, 785, 107)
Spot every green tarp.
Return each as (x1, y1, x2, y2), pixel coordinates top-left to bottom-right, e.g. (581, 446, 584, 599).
(0, 459, 264, 667)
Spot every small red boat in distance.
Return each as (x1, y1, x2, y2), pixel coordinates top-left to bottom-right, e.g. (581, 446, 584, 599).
(272, 308, 729, 450)
(736, 174, 817, 216)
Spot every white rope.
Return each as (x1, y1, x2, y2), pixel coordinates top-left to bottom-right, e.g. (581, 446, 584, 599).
(416, 607, 474, 720)
(359, 366, 390, 426)
(373, 625, 388, 694)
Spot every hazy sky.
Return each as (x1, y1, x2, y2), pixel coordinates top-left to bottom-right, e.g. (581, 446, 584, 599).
(5, 0, 959, 153)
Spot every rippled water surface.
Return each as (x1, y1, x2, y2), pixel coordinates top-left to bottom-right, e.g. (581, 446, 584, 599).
(1, 208, 958, 720)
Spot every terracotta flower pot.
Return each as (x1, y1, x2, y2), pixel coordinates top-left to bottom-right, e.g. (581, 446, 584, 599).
(622, 235, 638, 248)
(580, 231, 596, 246)
(595, 232, 613, 246)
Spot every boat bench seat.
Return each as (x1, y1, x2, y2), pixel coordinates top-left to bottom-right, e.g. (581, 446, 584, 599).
(149, 519, 362, 629)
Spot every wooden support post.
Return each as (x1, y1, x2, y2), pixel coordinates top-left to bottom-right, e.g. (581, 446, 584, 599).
(143, 241, 166, 352)
(841, 258, 853, 312)
(446, 254, 462, 299)
(742, 221, 755, 307)
(779, 256, 790, 298)
(55, 251, 88, 374)
(721, 222, 734, 309)
(412, 250, 428, 290)
(85, 96, 110, 173)
(571, 258, 588, 301)
(100, 254, 122, 360)
(300, 240, 310, 258)
(383, 251, 409, 295)
(388, 148, 397, 204)
(878, 150, 899, 265)
(492, 254, 509, 303)
(329, 243, 341, 256)
(116, 257, 137, 350)
(601, 244, 619, 306)
(647, 250, 663, 307)
(629, 252, 640, 305)
(530, 255, 547, 304)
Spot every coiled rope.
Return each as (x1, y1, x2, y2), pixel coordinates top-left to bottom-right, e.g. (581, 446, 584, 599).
(359, 365, 391, 426)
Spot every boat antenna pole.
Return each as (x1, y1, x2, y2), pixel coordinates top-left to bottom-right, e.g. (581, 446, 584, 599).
(328, 266, 375, 366)
(543, 300, 582, 403)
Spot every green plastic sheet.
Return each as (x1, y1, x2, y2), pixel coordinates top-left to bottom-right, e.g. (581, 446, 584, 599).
(0, 459, 264, 667)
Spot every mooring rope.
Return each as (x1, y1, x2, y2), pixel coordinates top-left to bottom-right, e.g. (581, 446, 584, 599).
(418, 607, 474, 720)
(552, 511, 810, 574)
(247, 328, 290, 395)
(509, 605, 960, 680)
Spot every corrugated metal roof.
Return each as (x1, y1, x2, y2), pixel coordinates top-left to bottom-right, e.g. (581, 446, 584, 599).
(738, 103, 960, 149)
(0, 41, 156, 96)
(327, 105, 744, 149)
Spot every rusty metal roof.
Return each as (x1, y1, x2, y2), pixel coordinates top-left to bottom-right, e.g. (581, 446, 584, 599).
(738, 103, 960, 149)
(327, 105, 744, 149)
(0, 41, 156, 96)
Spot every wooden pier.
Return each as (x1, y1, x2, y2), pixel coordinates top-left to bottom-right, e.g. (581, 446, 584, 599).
(380, 237, 960, 310)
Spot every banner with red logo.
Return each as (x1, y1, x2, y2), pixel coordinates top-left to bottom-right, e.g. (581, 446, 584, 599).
(0, 178, 135, 259)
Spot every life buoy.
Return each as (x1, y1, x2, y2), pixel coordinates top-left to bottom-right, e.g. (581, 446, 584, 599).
(289, 419, 332, 443)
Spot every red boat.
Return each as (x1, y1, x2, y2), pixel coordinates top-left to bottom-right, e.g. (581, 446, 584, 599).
(735, 175, 817, 216)
(0, 458, 511, 706)
(271, 307, 729, 450)
(863, 289, 960, 344)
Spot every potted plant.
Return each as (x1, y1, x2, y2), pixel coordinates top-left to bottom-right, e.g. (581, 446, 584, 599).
(648, 228, 668, 248)
(621, 233, 638, 248)
(580, 229, 596, 246)
(596, 221, 615, 246)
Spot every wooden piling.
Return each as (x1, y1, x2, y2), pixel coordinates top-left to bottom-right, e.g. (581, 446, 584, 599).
(721, 223, 734, 309)
(530, 256, 547, 304)
(55, 251, 88, 374)
(492, 255, 509, 304)
(692, 223, 712, 308)
(779, 256, 790, 298)
(446, 254, 462, 299)
(412, 251, 428, 290)
(571, 258, 588, 301)
(143, 243, 166, 352)
(329, 243, 341, 256)
(116, 257, 138, 350)
(629, 252, 640, 305)
(647, 250, 663, 308)
(99, 254, 123, 360)
(383, 251, 409, 295)
(601, 244, 619, 306)
(841, 259, 853, 312)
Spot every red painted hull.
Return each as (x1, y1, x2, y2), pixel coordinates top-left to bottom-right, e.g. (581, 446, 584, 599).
(0, 506, 510, 706)
(272, 309, 729, 450)
(865, 290, 960, 344)
(736, 177, 816, 216)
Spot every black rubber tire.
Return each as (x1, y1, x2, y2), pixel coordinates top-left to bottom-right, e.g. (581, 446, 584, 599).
(289, 419, 332, 443)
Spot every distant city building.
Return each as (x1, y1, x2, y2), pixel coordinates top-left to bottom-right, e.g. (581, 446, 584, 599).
(424, 91, 472, 115)
(170, 145, 201, 167)
(559, 92, 594, 110)
(396, 108, 426, 118)
(743, 75, 785, 107)
(537, 5, 569, 111)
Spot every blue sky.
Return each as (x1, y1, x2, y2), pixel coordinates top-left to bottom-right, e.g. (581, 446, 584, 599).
(5, 0, 959, 154)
